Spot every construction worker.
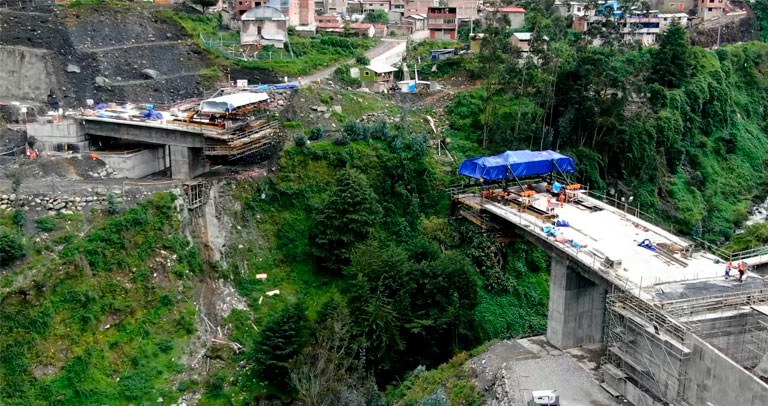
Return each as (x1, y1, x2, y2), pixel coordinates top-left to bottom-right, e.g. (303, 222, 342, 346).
(547, 195, 554, 214)
(738, 261, 747, 282)
(725, 260, 733, 280)
(91, 152, 99, 161)
(558, 192, 566, 208)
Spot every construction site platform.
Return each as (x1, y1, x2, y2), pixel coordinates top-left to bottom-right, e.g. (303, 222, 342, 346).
(455, 190, 762, 304)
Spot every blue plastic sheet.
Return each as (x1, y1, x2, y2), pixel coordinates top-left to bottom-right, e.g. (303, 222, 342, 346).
(458, 150, 576, 181)
(141, 110, 163, 120)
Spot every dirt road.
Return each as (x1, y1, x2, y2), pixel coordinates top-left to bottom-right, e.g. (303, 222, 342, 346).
(303, 39, 406, 83)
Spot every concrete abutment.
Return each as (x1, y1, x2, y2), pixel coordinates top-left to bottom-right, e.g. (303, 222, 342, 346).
(547, 255, 608, 349)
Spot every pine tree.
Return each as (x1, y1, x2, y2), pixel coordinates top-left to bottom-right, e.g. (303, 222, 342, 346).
(312, 169, 383, 274)
(652, 20, 692, 88)
(251, 300, 310, 391)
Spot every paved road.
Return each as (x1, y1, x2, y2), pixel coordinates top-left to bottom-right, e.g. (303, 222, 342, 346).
(303, 38, 406, 84)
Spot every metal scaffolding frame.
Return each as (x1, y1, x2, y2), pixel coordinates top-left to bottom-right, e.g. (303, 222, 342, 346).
(602, 292, 692, 406)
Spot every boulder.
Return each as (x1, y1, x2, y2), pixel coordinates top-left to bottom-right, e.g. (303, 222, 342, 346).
(66, 64, 81, 73)
(142, 69, 161, 80)
(95, 76, 110, 87)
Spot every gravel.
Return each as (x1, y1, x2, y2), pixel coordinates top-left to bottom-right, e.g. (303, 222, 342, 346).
(470, 338, 621, 406)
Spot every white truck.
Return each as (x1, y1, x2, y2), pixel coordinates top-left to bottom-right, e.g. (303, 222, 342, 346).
(530, 389, 560, 405)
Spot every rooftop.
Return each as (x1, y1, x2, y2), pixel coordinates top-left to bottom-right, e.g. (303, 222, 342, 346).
(241, 6, 287, 21)
(365, 64, 398, 73)
(489, 6, 526, 13)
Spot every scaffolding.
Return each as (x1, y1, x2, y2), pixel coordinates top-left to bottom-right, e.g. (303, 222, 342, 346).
(660, 289, 768, 376)
(602, 292, 692, 406)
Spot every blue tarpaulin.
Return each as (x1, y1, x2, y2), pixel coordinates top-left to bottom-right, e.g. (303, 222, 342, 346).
(141, 110, 163, 120)
(458, 150, 576, 181)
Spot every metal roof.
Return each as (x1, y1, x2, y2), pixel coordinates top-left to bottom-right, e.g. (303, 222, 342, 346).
(365, 64, 398, 73)
(200, 93, 270, 113)
(242, 6, 287, 21)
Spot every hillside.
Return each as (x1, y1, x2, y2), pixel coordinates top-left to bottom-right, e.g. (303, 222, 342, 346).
(4, 3, 768, 405)
(0, 2, 273, 108)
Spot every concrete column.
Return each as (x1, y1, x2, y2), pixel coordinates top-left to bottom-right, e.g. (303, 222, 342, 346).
(170, 146, 208, 179)
(547, 255, 606, 349)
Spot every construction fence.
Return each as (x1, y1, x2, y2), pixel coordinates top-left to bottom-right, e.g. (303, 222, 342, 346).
(199, 33, 296, 61)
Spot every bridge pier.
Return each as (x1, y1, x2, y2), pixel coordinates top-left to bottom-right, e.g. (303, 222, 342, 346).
(547, 256, 607, 349)
(170, 146, 208, 179)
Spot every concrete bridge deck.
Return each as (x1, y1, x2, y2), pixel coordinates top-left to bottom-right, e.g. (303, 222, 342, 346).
(456, 192, 763, 304)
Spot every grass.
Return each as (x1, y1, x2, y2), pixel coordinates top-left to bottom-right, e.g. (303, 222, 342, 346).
(161, 10, 379, 76)
(237, 35, 378, 76)
(0, 194, 203, 405)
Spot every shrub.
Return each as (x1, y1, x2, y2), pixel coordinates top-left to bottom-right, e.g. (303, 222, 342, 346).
(333, 64, 362, 88)
(332, 133, 350, 146)
(355, 54, 370, 66)
(35, 216, 57, 233)
(309, 126, 324, 140)
(294, 134, 308, 147)
(12, 209, 25, 229)
(0, 231, 24, 266)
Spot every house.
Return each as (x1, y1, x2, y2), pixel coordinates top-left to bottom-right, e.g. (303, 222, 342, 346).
(298, 0, 315, 26)
(362, 0, 390, 12)
(658, 12, 689, 29)
(316, 21, 346, 34)
(241, 6, 289, 48)
(316, 21, 376, 37)
(235, 0, 264, 19)
(485, 6, 525, 29)
(427, 6, 457, 40)
(403, 13, 427, 30)
(348, 22, 377, 37)
(697, 0, 723, 20)
(315, 0, 347, 14)
(315, 14, 342, 23)
(360, 64, 398, 92)
(509, 32, 548, 52)
(374, 24, 389, 37)
(554, 1, 589, 17)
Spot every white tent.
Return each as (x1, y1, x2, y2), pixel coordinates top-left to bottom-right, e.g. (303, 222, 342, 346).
(199, 93, 269, 113)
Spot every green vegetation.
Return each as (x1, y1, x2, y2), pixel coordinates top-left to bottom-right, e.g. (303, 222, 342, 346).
(238, 36, 377, 76)
(163, 10, 378, 76)
(364, 10, 389, 24)
(386, 353, 484, 405)
(203, 113, 548, 401)
(449, 11, 768, 242)
(0, 194, 203, 404)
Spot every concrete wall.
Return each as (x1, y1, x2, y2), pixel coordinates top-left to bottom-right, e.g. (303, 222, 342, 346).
(27, 121, 86, 143)
(0, 46, 57, 103)
(684, 333, 768, 406)
(547, 256, 607, 349)
(99, 147, 167, 179)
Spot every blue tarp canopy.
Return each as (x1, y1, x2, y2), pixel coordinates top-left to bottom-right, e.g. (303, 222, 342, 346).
(458, 150, 576, 181)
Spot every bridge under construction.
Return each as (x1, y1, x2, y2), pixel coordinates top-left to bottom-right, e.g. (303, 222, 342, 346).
(452, 150, 768, 406)
(454, 181, 768, 406)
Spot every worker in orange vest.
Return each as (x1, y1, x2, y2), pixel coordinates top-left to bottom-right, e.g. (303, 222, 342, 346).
(725, 261, 733, 280)
(738, 261, 747, 282)
(91, 152, 98, 161)
(558, 192, 566, 208)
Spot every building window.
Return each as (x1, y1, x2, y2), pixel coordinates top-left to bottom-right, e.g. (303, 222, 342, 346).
(364, 71, 371, 76)
(707, 7, 712, 11)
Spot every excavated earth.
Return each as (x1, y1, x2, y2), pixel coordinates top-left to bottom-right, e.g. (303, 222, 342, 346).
(0, 3, 275, 108)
